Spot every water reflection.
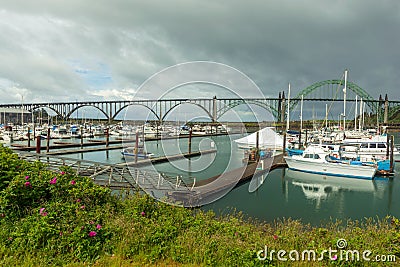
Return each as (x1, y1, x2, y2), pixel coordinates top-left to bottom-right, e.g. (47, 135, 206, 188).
(284, 169, 385, 210)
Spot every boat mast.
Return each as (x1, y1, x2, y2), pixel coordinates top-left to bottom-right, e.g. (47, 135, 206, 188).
(21, 94, 24, 126)
(300, 94, 303, 134)
(354, 95, 358, 131)
(286, 83, 290, 131)
(343, 69, 348, 131)
(359, 98, 363, 131)
(325, 103, 328, 129)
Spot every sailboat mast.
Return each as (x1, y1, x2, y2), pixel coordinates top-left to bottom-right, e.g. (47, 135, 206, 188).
(286, 83, 290, 131)
(343, 69, 348, 131)
(300, 94, 303, 133)
(325, 103, 328, 129)
(354, 95, 358, 131)
(359, 98, 363, 131)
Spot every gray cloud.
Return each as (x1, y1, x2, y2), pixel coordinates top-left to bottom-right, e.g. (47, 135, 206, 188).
(0, 0, 399, 105)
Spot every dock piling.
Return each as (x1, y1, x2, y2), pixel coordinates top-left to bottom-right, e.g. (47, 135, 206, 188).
(35, 136, 41, 154)
(27, 127, 31, 147)
(390, 135, 394, 173)
(46, 128, 50, 152)
(188, 128, 192, 156)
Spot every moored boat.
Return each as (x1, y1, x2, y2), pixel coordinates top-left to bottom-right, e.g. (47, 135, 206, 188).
(121, 147, 154, 158)
(284, 145, 377, 180)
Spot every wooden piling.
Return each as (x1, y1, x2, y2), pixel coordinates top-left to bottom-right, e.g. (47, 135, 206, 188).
(80, 126, 83, 148)
(188, 128, 192, 155)
(27, 127, 31, 147)
(386, 134, 390, 159)
(35, 136, 41, 154)
(135, 130, 139, 163)
(390, 135, 394, 173)
(256, 131, 260, 161)
(46, 128, 50, 152)
(298, 129, 302, 149)
(282, 131, 287, 155)
(105, 128, 109, 147)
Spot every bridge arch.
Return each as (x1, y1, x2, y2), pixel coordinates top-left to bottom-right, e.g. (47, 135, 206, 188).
(112, 103, 160, 121)
(217, 99, 279, 120)
(66, 105, 109, 120)
(161, 101, 213, 122)
(29, 105, 63, 119)
(156, 80, 270, 122)
(291, 79, 376, 112)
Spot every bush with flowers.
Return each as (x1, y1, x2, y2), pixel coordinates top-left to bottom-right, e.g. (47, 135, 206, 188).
(0, 146, 115, 264)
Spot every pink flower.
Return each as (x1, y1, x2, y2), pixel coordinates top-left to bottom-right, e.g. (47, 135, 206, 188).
(39, 208, 48, 216)
(70, 180, 76, 185)
(96, 224, 102, 230)
(60, 171, 65, 175)
(331, 255, 338, 261)
(273, 235, 278, 240)
(141, 211, 146, 217)
(76, 199, 81, 203)
(50, 177, 57, 185)
(80, 205, 85, 209)
(25, 175, 29, 180)
(88, 231, 97, 237)
(0, 213, 5, 218)
(24, 181, 31, 187)
(59, 232, 63, 236)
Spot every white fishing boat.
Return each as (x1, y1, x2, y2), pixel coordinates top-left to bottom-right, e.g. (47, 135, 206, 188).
(284, 145, 377, 180)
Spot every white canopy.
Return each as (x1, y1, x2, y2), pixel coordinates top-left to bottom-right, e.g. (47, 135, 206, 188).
(234, 127, 283, 150)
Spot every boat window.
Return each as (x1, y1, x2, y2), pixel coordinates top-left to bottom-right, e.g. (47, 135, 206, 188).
(377, 143, 386, 148)
(369, 143, 376, 148)
(360, 143, 368, 148)
(304, 154, 313, 158)
(313, 154, 320, 159)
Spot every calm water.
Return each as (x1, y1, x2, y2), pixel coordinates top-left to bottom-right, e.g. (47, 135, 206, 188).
(10, 133, 400, 225)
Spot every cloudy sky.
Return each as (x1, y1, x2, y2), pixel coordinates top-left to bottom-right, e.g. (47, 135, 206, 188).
(0, 0, 399, 120)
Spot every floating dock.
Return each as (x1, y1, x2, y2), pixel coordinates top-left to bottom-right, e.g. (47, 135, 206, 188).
(167, 154, 286, 207)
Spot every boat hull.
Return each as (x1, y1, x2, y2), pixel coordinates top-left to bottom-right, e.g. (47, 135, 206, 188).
(284, 156, 376, 180)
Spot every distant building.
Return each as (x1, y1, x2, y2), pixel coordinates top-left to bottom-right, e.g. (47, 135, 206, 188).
(0, 107, 31, 125)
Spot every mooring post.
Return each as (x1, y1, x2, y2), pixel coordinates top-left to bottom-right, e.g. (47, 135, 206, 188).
(46, 127, 50, 152)
(106, 127, 109, 147)
(386, 134, 390, 159)
(35, 135, 41, 154)
(256, 131, 260, 161)
(282, 131, 287, 156)
(390, 135, 394, 173)
(188, 128, 192, 155)
(135, 130, 139, 164)
(298, 128, 302, 149)
(27, 126, 31, 147)
(80, 126, 83, 148)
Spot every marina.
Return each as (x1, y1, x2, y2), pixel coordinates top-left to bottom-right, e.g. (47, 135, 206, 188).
(1, 72, 400, 224)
